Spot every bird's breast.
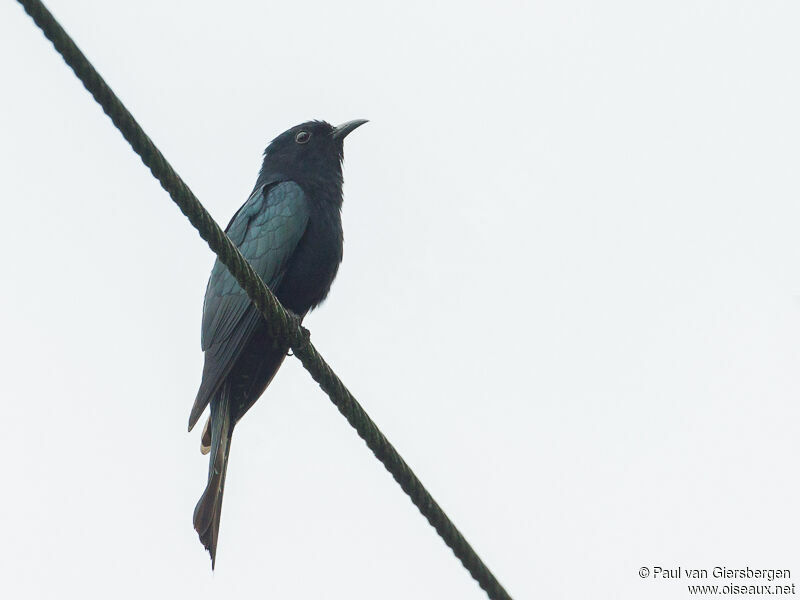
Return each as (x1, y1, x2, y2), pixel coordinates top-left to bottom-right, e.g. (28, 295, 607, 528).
(275, 208, 343, 314)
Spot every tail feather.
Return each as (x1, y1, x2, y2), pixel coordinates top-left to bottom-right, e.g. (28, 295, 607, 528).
(193, 385, 233, 568)
(200, 416, 212, 455)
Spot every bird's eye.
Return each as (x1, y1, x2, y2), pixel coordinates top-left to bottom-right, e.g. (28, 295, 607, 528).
(295, 131, 311, 144)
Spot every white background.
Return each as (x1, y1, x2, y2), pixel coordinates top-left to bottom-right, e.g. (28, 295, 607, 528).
(1, 1, 798, 598)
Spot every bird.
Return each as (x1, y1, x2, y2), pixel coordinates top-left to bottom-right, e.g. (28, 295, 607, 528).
(187, 119, 367, 567)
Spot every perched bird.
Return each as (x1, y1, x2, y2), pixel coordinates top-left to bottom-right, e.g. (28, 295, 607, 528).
(188, 119, 367, 567)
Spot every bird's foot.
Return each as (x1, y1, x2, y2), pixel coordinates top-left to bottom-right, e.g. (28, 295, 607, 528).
(286, 309, 303, 326)
(284, 310, 310, 356)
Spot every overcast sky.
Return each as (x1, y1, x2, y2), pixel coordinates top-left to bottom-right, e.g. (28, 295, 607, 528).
(2, 1, 799, 599)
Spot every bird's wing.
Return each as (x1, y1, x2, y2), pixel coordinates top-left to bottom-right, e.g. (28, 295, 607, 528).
(188, 181, 309, 429)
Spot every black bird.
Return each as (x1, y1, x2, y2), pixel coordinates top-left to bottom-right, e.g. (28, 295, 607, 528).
(188, 119, 367, 566)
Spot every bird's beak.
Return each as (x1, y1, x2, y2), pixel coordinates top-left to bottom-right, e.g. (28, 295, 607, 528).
(332, 119, 368, 140)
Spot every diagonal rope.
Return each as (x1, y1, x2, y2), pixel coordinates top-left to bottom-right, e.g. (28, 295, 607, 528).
(14, 1, 513, 598)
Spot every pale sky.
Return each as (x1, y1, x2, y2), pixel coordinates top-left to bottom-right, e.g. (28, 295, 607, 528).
(1, 1, 799, 599)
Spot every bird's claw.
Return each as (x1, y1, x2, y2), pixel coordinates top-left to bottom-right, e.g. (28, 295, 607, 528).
(284, 310, 310, 355)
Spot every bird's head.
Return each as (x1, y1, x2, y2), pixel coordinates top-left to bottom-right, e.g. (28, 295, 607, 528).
(257, 119, 367, 191)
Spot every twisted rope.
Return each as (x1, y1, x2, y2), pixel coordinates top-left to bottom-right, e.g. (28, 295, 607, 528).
(15, 2, 512, 598)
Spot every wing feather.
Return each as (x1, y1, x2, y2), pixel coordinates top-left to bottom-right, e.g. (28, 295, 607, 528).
(188, 181, 309, 429)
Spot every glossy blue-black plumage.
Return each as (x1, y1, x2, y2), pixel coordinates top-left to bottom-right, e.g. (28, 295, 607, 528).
(189, 181, 310, 428)
(189, 119, 364, 566)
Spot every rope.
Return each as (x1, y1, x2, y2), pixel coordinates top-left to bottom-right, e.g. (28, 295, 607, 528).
(15, 2, 513, 598)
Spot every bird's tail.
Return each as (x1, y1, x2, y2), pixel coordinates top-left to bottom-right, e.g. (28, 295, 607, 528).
(193, 384, 233, 568)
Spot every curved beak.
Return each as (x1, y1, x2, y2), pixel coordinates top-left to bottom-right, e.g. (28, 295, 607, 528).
(332, 119, 368, 140)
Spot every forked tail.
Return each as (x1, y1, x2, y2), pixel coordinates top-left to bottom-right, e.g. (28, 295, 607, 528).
(192, 384, 233, 568)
